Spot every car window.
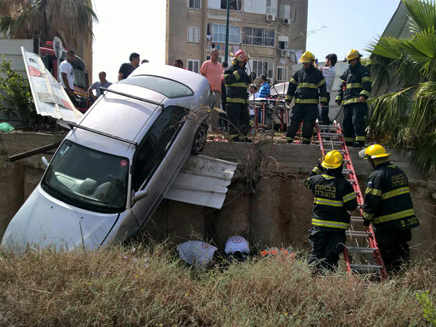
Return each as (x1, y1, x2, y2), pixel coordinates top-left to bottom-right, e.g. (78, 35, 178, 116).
(150, 106, 188, 152)
(132, 138, 161, 191)
(41, 141, 129, 213)
(118, 75, 193, 98)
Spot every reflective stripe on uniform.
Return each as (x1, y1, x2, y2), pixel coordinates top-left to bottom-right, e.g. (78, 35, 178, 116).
(362, 77, 373, 83)
(343, 192, 357, 203)
(227, 98, 247, 104)
(289, 78, 297, 85)
(373, 208, 415, 224)
(355, 136, 366, 141)
(285, 95, 293, 101)
(321, 174, 335, 180)
(360, 90, 370, 97)
(381, 187, 411, 200)
(318, 79, 326, 87)
(225, 83, 248, 88)
(343, 97, 361, 105)
(320, 97, 328, 103)
(312, 166, 322, 174)
(346, 83, 362, 89)
(363, 212, 374, 220)
(312, 218, 350, 229)
(233, 71, 240, 80)
(297, 83, 318, 89)
(295, 98, 319, 104)
(223, 74, 229, 78)
(314, 197, 343, 207)
(365, 188, 382, 197)
(335, 95, 342, 101)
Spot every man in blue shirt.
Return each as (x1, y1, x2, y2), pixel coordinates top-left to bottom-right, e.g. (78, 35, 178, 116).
(88, 71, 112, 102)
(258, 74, 270, 98)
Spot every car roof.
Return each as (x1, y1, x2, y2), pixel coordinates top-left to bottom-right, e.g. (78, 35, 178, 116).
(130, 64, 206, 92)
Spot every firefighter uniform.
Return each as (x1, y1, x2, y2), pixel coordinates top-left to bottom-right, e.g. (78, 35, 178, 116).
(223, 53, 251, 141)
(336, 50, 372, 146)
(286, 64, 328, 144)
(362, 145, 419, 273)
(304, 151, 358, 272)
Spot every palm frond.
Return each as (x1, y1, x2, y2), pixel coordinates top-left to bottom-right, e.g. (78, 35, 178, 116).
(403, 0, 436, 33)
(412, 132, 436, 171)
(369, 36, 404, 60)
(398, 27, 436, 80)
(409, 81, 436, 136)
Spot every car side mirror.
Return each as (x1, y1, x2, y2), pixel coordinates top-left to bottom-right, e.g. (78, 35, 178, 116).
(41, 156, 49, 168)
(132, 189, 148, 204)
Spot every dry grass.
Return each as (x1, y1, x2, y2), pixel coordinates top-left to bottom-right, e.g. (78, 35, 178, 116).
(0, 244, 435, 327)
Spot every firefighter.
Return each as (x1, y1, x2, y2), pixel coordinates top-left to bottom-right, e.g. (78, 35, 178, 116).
(304, 150, 358, 273)
(223, 50, 251, 142)
(285, 51, 328, 144)
(362, 144, 419, 273)
(336, 49, 372, 147)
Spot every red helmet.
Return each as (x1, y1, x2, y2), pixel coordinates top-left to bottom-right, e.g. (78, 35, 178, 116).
(234, 50, 249, 63)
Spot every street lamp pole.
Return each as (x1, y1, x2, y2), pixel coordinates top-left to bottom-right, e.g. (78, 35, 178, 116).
(224, 0, 230, 63)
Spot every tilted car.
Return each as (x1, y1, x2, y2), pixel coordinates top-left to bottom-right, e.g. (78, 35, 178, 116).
(1, 64, 214, 252)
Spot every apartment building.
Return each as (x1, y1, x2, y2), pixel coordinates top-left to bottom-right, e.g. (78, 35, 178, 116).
(166, 0, 308, 84)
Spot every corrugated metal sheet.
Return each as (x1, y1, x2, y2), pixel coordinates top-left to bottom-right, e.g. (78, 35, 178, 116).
(164, 154, 237, 209)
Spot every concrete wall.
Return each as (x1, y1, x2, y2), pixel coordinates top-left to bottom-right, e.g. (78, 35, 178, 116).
(0, 132, 435, 258)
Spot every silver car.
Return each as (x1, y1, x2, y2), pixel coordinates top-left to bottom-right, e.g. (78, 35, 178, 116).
(1, 64, 214, 252)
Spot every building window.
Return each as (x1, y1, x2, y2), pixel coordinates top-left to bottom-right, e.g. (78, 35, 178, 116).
(251, 60, 274, 80)
(221, 0, 242, 10)
(212, 23, 241, 44)
(243, 27, 275, 47)
(278, 40, 288, 50)
(244, 0, 277, 15)
(188, 0, 200, 9)
(187, 26, 200, 43)
(187, 59, 200, 73)
(266, 0, 277, 15)
(277, 66, 287, 81)
(279, 4, 291, 19)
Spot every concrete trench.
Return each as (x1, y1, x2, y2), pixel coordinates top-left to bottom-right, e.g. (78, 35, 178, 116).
(0, 132, 435, 258)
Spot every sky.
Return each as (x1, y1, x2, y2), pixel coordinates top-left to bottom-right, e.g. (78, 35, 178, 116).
(91, 0, 401, 83)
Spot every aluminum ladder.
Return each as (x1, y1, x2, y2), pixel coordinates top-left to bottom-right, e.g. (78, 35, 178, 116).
(316, 122, 388, 280)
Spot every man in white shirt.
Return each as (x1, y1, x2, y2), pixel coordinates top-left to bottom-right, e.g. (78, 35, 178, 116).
(177, 240, 218, 269)
(224, 236, 250, 261)
(58, 50, 76, 101)
(319, 53, 337, 125)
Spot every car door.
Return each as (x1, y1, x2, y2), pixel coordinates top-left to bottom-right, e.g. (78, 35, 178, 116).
(131, 107, 188, 228)
(152, 106, 190, 173)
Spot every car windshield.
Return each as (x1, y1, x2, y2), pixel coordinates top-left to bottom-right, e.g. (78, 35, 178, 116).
(73, 67, 87, 89)
(118, 75, 193, 98)
(42, 141, 129, 214)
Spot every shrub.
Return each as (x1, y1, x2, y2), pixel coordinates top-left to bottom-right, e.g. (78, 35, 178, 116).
(0, 55, 36, 127)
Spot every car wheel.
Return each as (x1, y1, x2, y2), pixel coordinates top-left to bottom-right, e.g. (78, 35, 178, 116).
(191, 124, 208, 155)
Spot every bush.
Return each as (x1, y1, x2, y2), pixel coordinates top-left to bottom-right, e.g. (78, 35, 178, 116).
(0, 55, 36, 127)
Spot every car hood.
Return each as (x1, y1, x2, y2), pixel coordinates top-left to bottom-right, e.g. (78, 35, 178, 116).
(1, 185, 119, 253)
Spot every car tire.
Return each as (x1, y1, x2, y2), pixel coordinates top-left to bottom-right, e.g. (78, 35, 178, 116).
(191, 123, 208, 155)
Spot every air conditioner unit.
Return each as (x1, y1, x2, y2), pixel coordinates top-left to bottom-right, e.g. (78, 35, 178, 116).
(280, 49, 288, 57)
(266, 14, 276, 22)
(282, 17, 291, 25)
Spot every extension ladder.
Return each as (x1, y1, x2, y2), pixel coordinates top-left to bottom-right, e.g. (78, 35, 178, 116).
(316, 123, 388, 280)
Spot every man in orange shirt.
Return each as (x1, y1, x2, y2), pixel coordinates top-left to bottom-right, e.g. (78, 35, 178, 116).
(200, 48, 223, 130)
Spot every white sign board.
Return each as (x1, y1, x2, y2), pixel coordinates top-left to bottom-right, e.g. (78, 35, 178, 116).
(21, 47, 83, 127)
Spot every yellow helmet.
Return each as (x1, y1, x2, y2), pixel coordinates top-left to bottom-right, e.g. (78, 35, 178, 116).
(364, 144, 391, 159)
(300, 51, 316, 63)
(346, 49, 362, 61)
(321, 150, 343, 169)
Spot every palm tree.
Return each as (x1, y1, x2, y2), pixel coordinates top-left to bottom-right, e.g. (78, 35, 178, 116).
(0, 0, 97, 48)
(368, 0, 436, 171)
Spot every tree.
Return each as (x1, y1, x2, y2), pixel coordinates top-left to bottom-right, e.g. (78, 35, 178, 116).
(368, 0, 436, 171)
(0, 0, 97, 48)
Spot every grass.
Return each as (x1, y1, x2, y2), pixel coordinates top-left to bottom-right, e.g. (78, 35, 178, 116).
(0, 243, 435, 327)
